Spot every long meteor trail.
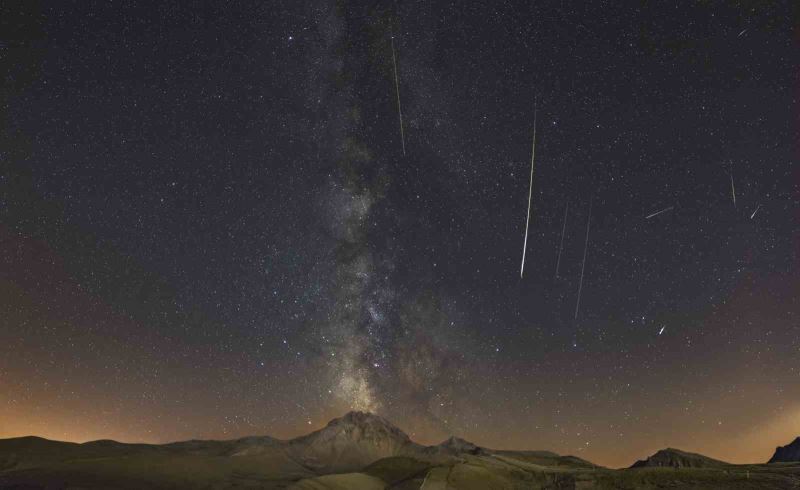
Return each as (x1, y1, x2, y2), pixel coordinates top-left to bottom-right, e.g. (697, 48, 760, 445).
(730, 172, 736, 207)
(574, 197, 592, 320)
(645, 206, 674, 219)
(750, 203, 761, 219)
(520, 108, 537, 278)
(389, 27, 405, 156)
(555, 202, 568, 278)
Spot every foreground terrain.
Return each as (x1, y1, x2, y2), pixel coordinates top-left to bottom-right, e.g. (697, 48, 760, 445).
(1, 412, 799, 489)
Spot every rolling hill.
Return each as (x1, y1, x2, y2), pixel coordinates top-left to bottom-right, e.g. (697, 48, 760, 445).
(769, 437, 800, 463)
(630, 448, 730, 469)
(1, 412, 799, 489)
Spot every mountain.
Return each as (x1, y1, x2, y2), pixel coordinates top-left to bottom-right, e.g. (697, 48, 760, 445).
(768, 436, 800, 463)
(493, 449, 597, 469)
(2, 413, 799, 489)
(630, 448, 730, 468)
(434, 436, 484, 455)
(286, 411, 424, 473)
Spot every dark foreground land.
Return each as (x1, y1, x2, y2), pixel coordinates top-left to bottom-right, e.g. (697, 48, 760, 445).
(2, 412, 799, 489)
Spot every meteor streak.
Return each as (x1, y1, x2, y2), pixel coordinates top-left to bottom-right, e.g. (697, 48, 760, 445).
(730, 172, 736, 207)
(519, 108, 537, 278)
(574, 196, 592, 320)
(555, 202, 568, 278)
(659, 326, 665, 335)
(389, 27, 405, 156)
(645, 206, 674, 219)
(750, 203, 761, 219)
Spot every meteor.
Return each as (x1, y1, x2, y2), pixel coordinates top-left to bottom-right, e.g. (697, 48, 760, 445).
(729, 172, 736, 207)
(519, 107, 537, 278)
(574, 197, 592, 320)
(658, 326, 665, 335)
(555, 202, 568, 278)
(750, 204, 761, 219)
(645, 206, 674, 219)
(389, 27, 405, 156)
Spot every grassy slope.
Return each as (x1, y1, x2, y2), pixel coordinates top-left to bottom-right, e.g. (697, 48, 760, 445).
(363, 456, 432, 485)
(586, 465, 800, 490)
(0, 447, 314, 489)
(494, 449, 598, 469)
(338, 456, 800, 490)
(287, 473, 386, 490)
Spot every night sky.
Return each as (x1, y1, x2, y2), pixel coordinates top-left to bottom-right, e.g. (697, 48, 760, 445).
(1, 1, 797, 468)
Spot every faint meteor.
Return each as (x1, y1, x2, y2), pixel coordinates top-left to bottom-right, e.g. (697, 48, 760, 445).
(645, 206, 673, 219)
(750, 203, 761, 219)
(658, 326, 665, 335)
(574, 196, 592, 320)
(520, 107, 537, 278)
(389, 27, 406, 156)
(729, 172, 736, 207)
(555, 202, 568, 278)
(738, 29, 748, 38)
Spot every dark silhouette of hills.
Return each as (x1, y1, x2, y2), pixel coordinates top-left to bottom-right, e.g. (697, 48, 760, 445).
(434, 436, 484, 455)
(630, 447, 730, 468)
(769, 436, 800, 463)
(1, 412, 799, 489)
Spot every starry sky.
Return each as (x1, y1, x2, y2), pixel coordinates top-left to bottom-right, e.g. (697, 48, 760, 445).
(1, 1, 798, 469)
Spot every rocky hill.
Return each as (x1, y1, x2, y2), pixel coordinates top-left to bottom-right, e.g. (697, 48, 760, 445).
(630, 448, 729, 468)
(286, 411, 424, 473)
(768, 436, 800, 463)
(435, 436, 484, 455)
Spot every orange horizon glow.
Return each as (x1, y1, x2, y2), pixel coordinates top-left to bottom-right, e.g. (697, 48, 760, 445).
(2, 403, 798, 469)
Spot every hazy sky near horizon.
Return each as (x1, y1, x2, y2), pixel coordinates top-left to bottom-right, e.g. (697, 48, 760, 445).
(1, 1, 797, 468)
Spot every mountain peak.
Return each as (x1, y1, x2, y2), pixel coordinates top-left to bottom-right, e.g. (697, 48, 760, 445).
(325, 411, 408, 437)
(768, 436, 800, 463)
(288, 411, 416, 473)
(630, 448, 728, 468)
(329, 411, 390, 425)
(438, 436, 482, 454)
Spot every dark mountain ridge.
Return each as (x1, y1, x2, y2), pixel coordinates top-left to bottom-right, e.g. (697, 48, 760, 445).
(0, 412, 583, 473)
(769, 436, 800, 463)
(2, 413, 798, 489)
(630, 448, 730, 468)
